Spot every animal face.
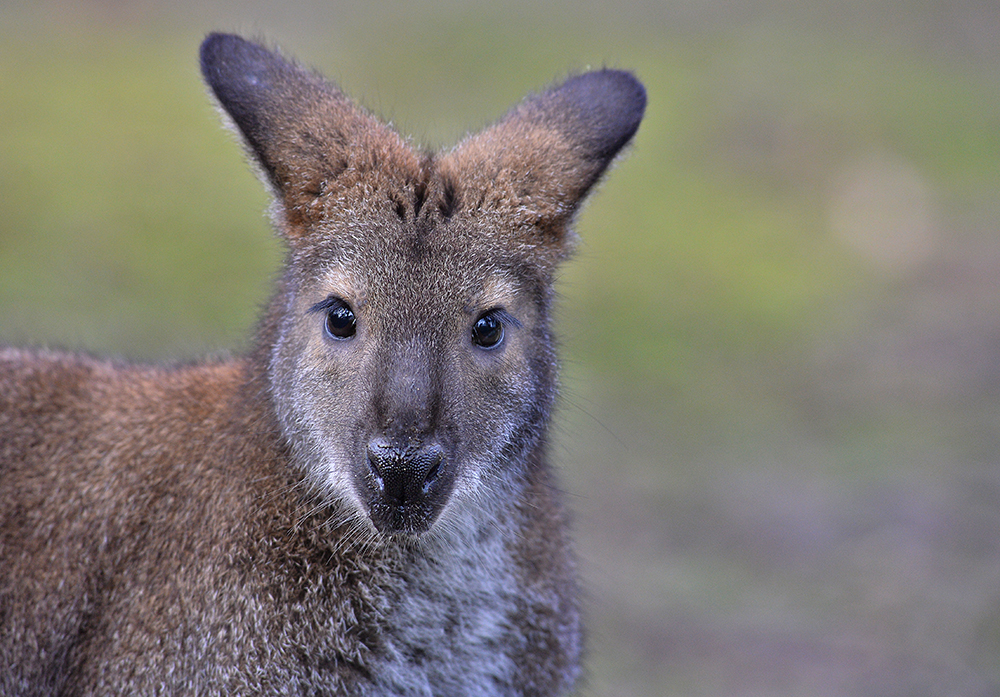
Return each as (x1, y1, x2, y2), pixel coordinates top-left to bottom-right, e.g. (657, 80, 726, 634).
(200, 34, 645, 536)
(268, 196, 559, 535)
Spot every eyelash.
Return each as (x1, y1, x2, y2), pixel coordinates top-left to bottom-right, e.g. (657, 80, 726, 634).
(483, 308, 520, 329)
(308, 296, 350, 315)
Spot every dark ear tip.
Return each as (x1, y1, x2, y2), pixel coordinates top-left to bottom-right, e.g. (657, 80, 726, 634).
(595, 69, 647, 143)
(199, 32, 241, 75)
(553, 69, 647, 162)
(590, 69, 645, 117)
(582, 69, 647, 113)
(200, 33, 286, 89)
(200, 31, 235, 52)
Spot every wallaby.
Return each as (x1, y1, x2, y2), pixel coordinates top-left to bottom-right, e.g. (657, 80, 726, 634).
(0, 33, 645, 696)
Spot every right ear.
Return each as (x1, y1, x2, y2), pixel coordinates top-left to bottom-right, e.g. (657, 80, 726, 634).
(199, 33, 418, 233)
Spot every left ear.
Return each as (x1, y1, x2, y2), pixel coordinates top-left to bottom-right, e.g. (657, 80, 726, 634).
(439, 69, 646, 242)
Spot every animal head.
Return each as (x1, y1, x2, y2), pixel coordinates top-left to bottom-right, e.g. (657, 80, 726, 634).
(200, 33, 645, 537)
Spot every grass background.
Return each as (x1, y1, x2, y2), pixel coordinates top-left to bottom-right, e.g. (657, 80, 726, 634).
(2, 1, 999, 694)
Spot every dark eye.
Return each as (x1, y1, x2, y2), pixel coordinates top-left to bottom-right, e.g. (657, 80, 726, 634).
(472, 313, 504, 349)
(325, 304, 357, 340)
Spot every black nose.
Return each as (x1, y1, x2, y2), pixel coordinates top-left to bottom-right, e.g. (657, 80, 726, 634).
(365, 438, 445, 509)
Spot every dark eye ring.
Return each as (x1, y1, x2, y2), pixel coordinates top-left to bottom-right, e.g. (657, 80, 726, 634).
(472, 313, 504, 349)
(325, 304, 357, 340)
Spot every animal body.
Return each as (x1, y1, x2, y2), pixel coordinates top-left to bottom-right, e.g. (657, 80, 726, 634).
(0, 33, 645, 695)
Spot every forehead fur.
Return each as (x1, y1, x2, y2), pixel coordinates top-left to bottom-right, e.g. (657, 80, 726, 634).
(299, 201, 550, 308)
(285, 158, 570, 289)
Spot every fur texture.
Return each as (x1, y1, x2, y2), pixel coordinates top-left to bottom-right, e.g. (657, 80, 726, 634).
(0, 33, 645, 695)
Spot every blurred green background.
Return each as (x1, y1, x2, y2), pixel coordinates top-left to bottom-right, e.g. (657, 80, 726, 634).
(2, 1, 999, 694)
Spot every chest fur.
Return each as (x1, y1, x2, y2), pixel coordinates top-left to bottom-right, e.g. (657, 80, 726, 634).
(363, 526, 522, 696)
(231, 507, 533, 697)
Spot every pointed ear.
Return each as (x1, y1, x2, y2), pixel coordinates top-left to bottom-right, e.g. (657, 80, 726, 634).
(199, 33, 418, 233)
(440, 69, 646, 246)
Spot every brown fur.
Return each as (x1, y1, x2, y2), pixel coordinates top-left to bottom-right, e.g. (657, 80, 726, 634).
(0, 34, 644, 695)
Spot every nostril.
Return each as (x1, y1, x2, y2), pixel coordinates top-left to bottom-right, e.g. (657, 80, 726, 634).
(367, 440, 408, 504)
(366, 453, 385, 492)
(424, 460, 440, 483)
(366, 439, 389, 487)
(420, 446, 444, 490)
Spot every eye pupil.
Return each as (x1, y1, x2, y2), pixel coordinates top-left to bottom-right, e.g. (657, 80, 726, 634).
(325, 305, 357, 339)
(472, 314, 504, 349)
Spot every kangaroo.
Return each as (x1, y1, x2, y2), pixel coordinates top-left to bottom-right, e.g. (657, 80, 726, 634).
(0, 33, 645, 696)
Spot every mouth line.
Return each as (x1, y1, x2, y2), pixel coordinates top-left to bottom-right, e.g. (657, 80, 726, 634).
(367, 499, 441, 535)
